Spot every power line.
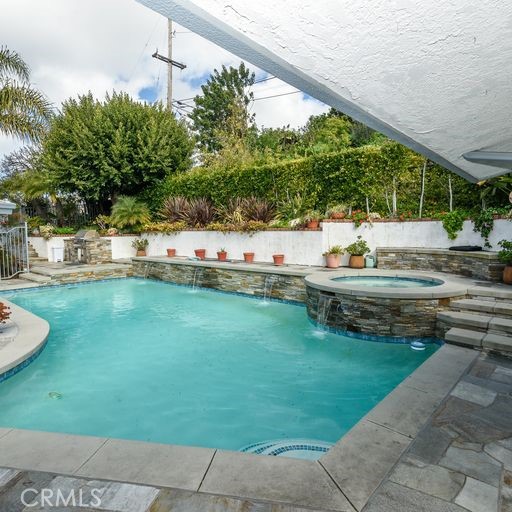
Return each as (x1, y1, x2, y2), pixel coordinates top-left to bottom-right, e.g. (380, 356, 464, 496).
(253, 90, 301, 101)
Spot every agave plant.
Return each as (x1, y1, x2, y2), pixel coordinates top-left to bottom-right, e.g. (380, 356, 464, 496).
(241, 196, 275, 223)
(110, 196, 151, 231)
(160, 196, 190, 222)
(183, 197, 215, 227)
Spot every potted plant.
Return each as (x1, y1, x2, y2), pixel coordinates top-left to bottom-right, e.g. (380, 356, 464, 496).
(273, 254, 285, 266)
(323, 245, 344, 268)
(132, 238, 149, 257)
(244, 252, 255, 263)
(345, 235, 370, 268)
(326, 204, 348, 220)
(217, 248, 228, 261)
(498, 239, 512, 284)
(304, 210, 323, 229)
(166, 248, 176, 257)
(194, 248, 206, 260)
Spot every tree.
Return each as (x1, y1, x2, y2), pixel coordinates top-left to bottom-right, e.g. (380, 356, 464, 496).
(189, 63, 255, 153)
(0, 46, 52, 140)
(41, 92, 194, 212)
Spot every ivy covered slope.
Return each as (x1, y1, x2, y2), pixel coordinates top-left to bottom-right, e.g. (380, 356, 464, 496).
(145, 142, 482, 216)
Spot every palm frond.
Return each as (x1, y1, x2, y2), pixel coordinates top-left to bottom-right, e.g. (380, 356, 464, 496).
(0, 80, 53, 140)
(0, 46, 30, 82)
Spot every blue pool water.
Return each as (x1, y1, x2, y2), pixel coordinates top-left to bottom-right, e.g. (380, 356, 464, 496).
(0, 279, 437, 451)
(332, 276, 440, 288)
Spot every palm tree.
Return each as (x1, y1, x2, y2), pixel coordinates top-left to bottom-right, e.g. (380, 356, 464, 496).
(0, 46, 53, 140)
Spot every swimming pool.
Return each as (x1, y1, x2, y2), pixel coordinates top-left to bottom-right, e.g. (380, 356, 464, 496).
(0, 279, 436, 453)
(332, 276, 441, 288)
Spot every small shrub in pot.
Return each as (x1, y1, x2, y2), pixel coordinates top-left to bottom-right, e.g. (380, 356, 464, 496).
(345, 236, 370, 269)
(498, 239, 512, 284)
(323, 245, 344, 268)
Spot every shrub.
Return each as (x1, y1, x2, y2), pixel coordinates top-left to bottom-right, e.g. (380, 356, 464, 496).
(498, 240, 512, 265)
(143, 221, 187, 234)
(94, 214, 111, 230)
(241, 196, 275, 223)
(110, 196, 151, 231)
(436, 209, 467, 240)
(39, 224, 54, 240)
(160, 196, 190, 222)
(183, 197, 215, 227)
(216, 198, 244, 225)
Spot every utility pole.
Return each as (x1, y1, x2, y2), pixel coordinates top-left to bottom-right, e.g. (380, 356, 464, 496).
(152, 19, 187, 113)
(167, 18, 173, 111)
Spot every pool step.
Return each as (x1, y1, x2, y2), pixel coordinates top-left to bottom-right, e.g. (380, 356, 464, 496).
(450, 298, 512, 318)
(445, 327, 512, 353)
(468, 285, 512, 302)
(437, 311, 512, 335)
(19, 272, 51, 283)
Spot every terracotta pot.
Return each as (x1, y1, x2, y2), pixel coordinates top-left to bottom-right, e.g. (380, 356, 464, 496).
(166, 248, 176, 257)
(136, 250, 146, 257)
(349, 255, 365, 269)
(325, 253, 341, 268)
(330, 212, 346, 220)
(217, 251, 228, 261)
(504, 265, 512, 285)
(273, 254, 285, 266)
(307, 220, 320, 229)
(194, 249, 206, 260)
(244, 252, 255, 263)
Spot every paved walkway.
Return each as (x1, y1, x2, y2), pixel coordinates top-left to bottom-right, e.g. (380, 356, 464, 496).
(364, 352, 512, 512)
(0, 351, 511, 511)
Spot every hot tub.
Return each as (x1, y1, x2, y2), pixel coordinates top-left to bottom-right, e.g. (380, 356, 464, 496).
(305, 270, 470, 339)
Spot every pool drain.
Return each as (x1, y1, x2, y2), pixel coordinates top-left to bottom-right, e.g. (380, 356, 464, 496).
(48, 392, 63, 400)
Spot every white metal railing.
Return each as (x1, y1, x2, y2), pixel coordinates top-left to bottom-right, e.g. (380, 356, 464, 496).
(0, 223, 29, 279)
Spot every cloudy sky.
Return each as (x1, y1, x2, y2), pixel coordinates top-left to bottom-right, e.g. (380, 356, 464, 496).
(0, 0, 328, 158)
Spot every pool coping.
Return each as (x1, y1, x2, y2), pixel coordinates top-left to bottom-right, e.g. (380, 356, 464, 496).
(305, 268, 475, 299)
(0, 288, 479, 511)
(0, 299, 49, 378)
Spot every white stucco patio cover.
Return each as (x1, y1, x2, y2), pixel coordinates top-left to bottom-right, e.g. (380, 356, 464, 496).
(138, 0, 512, 182)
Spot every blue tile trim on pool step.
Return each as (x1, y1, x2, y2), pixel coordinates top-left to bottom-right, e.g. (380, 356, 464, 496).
(0, 339, 48, 384)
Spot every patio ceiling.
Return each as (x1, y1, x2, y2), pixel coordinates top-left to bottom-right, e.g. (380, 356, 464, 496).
(137, 0, 512, 182)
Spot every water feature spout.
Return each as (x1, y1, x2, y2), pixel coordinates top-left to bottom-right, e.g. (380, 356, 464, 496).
(263, 275, 278, 302)
(317, 294, 334, 328)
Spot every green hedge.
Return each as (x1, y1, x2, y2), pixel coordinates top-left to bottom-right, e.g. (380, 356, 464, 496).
(142, 142, 481, 215)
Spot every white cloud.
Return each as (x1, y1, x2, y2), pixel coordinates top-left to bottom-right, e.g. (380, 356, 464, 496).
(0, 0, 328, 158)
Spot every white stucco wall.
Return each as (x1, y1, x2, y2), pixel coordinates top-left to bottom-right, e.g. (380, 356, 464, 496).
(138, 0, 512, 181)
(28, 219, 510, 266)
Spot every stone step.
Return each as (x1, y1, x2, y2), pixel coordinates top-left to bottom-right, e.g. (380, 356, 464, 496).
(444, 327, 484, 348)
(19, 272, 51, 283)
(451, 298, 512, 318)
(437, 311, 491, 330)
(482, 332, 512, 353)
(468, 285, 512, 301)
(437, 310, 512, 335)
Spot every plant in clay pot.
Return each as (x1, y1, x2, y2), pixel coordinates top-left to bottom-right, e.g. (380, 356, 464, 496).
(272, 254, 285, 266)
(166, 248, 176, 257)
(304, 210, 323, 229)
(243, 252, 255, 263)
(498, 239, 512, 284)
(345, 235, 370, 269)
(326, 204, 348, 220)
(131, 238, 149, 257)
(323, 245, 344, 268)
(194, 248, 206, 260)
(217, 248, 228, 261)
